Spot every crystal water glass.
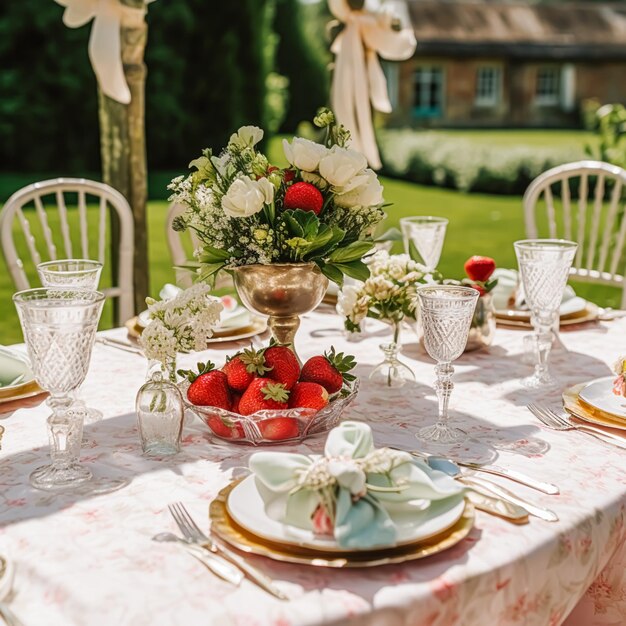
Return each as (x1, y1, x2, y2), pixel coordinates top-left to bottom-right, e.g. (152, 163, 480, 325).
(37, 259, 104, 422)
(37, 259, 103, 290)
(416, 285, 478, 444)
(514, 239, 577, 388)
(13, 288, 105, 490)
(400, 216, 448, 272)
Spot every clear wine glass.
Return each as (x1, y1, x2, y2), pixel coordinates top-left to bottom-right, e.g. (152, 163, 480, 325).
(13, 288, 105, 490)
(37, 259, 104, 423)
(514, 239, 577, 388)
(416, 285, 478, 444)
(400, 216, 448, 272)
(37, 259, 103, 290)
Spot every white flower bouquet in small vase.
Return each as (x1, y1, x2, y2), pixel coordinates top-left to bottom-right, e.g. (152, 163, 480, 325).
(337, 250, 430, 388)
(168, 108, 386, 358)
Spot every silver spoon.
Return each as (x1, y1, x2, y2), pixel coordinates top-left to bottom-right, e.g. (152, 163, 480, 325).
(152, 533, 243, 585)
(0, 556, 26, 626)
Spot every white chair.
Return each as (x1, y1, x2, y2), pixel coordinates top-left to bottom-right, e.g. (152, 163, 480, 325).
(166, 202, 232, 290)
(0, 178, 135, 322)
(523, 160, 626, 308)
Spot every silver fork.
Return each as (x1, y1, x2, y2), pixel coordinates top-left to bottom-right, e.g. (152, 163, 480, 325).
(528, 403, 626, 449)
(168, 503, 288, 601)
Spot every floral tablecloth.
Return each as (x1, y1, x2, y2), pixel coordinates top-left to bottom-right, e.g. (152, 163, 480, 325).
(1, 308, 626, 626)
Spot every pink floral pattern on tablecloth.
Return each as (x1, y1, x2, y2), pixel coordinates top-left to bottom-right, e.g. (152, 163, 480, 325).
(1, 311, 626, 626)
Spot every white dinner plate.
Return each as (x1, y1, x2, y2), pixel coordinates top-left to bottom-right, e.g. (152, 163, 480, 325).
(0, 347, 42, 403)
(496, 297, 588, 321)
(578, 376, 626, 421)
(226, 474, 466, 553)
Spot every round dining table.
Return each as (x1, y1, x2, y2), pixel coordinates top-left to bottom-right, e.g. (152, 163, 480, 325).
(1, 307, 625, 626)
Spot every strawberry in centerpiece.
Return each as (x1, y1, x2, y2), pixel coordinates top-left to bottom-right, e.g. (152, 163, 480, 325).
(239, 378, 290, 415)
(259, 417, 300, 441)
(207, 415, 244, 439)
(300, 347, 356, 394)
(289, 382, 329, 411)
(222, 347, 268, 392)
(464, 256, 496, 283)
(283, 181, 324, 215)
(260, 342, 300, 390)
(178, 361, 231, 410)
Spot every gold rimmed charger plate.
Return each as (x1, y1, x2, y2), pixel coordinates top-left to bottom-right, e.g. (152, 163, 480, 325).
(125, 316, 267, 343)
(563, 384, 626, 432)
(496, 303, 600, 329)
(209, 480, 475, 568)
(0, 379, 43, 404)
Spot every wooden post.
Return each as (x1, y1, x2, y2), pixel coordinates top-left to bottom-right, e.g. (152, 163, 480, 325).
(98, 0, 149, 321)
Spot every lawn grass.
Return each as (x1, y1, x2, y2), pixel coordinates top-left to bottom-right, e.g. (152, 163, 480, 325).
(0, 129, 618, 344)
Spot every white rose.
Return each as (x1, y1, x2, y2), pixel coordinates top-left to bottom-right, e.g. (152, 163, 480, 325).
(319, 146, 367, 187)
(229, 125, 264, 149)
(222, 175, 274, 218)
(334, 169, 384, 208)
(283, 137, 327, 172)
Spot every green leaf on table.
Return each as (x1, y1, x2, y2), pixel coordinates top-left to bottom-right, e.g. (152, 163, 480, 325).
(408, 240, 426, 266)
(329, 241, 374, 263)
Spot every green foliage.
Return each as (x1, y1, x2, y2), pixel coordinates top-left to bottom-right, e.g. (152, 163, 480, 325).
(379, 129, 587, 195)
(583, 100, 626, 169)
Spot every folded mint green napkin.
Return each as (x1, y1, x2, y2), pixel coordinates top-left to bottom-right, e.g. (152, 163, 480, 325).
(249, 421, 463, 549)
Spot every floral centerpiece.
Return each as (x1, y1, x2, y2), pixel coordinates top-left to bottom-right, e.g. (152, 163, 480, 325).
(336, 249, 430, 387)
(139, 283, 223, 381)
(168, 108, 385, 286)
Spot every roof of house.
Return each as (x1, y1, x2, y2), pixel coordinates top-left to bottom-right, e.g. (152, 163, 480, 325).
(407, 1, 626, 59)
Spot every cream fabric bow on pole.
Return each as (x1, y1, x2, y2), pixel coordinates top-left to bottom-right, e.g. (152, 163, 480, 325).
(54, 0, 150, 104)
(329, 0, 416, 169)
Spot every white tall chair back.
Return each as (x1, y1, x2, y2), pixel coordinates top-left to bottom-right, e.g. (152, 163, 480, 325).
(0, 178, 135, 322)
(165, 202, 232, 290)
(523, 160, 626, 308)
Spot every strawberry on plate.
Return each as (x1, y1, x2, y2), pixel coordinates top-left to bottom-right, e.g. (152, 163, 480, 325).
(178, 362, 231, 410)
(259, 417, 300, 441)
(239, 378, 290, 416)
(207, 415, 244, 439)
(222, 347, 268, 392)
(261, 343, 300, 390)
(300, 347, 356, 394)
(289, 382, 329, 411)
(464, 256, 496, 283)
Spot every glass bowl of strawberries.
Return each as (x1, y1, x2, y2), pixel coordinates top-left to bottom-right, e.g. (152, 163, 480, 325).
(178, 343, 360, 445)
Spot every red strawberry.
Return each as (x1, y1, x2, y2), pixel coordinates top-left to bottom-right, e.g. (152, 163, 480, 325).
(179, 362, 231, 410)
(261, 344, 300, 390)
(259, 417, 300, 441)
(289, 382, 329, 411)
(464, 256, 496, 283)
(207, 415, 244, 439)
(222, 347, 268, 392)
(300, 347, 356, 394)
(239, 378, 290, 415)
(469, 283, 486, 297)
(283, 169, 296, 183)
(283, 182, 324, 215)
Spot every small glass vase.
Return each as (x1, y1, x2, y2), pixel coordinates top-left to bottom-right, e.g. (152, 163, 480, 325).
(464, 293, 496, 352)
(136, 358, 184, 456)
(369, 316, 416, 388)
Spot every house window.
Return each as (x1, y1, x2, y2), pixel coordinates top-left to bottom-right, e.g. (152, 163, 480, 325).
(413, 66, 444, 117)
(535, 66, 561, 105)
(475, 66, 501, 107)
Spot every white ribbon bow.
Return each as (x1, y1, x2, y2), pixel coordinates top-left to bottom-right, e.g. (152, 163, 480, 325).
(329, 0, 416, 169)
(55, 0, 152, 104)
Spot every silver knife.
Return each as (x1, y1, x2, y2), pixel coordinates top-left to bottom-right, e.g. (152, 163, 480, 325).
(96, 336, 143, 355)
(463, 474, 559, 522)
(462, 483, 530, 523)
(456, 461, 559, 495)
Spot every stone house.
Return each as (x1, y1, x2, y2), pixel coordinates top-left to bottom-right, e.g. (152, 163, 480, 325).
(385, 0, 626, 127)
